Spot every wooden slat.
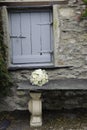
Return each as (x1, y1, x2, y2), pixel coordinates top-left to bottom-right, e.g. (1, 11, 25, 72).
(0, 1, 69, 6)
(21, 13, 31, 55)
(10, 13, 21, 57)
(13, 54, 51, 63)
(41, 11, 51, 53)
(31, 12, 41, 54)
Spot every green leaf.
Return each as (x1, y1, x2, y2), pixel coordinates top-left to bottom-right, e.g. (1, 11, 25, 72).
(82, 8, 87, 17)
(83, 0, 87, 4)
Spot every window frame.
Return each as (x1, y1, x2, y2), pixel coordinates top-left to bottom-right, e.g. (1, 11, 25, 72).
(1, 5, 60, 69)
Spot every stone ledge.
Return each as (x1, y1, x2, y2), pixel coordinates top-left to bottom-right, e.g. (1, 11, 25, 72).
(0, 0, 68, 6)
(17, 79, 87, 91)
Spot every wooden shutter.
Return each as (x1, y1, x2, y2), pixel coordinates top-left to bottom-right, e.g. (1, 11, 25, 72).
(9, 9, 53, 64)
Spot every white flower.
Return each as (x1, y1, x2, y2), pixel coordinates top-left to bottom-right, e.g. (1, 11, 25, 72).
(30, 69, 48, 87)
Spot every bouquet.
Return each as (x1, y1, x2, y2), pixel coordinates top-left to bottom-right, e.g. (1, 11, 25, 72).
(30, 69, 48, 87)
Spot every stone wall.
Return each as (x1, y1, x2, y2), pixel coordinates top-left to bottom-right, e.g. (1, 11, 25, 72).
(0, 0, 87, 111)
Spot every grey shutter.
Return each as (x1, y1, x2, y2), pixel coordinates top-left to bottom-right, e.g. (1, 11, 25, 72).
(9, 10, 52, 64)
(30, 11, 52, 63)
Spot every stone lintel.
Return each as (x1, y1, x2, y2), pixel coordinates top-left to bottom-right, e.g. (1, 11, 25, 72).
(0, 0, 68, 6)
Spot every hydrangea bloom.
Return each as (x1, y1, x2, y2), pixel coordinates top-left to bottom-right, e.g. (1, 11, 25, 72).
(30, 69, 48, 87)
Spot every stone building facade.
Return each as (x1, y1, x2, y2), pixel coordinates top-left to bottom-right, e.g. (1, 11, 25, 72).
(0, 0, 87, 111)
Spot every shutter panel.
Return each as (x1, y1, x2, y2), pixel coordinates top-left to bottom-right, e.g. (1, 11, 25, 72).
(9, 12, 31, 64)
(30, 11, 52, 63)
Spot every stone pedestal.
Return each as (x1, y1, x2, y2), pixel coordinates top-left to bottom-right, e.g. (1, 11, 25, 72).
(28, 92, 42, 127)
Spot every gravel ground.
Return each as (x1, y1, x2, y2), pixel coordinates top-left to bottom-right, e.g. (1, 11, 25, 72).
(0, 109, 87, 130)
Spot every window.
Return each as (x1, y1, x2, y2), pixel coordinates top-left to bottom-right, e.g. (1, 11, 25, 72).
(1, 5, 59, 69)
(8, 7, 53, 67)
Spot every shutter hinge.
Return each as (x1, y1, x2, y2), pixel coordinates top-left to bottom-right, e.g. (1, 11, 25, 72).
(10, 36, 26, 38)
(37, 22, 53, 25)
(38, 50, 53, 54)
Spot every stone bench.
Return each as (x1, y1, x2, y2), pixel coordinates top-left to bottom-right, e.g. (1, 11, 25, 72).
(17, 78, 87, 127)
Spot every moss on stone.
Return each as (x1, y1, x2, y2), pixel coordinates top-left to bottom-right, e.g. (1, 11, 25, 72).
(0, 10, 12, 97)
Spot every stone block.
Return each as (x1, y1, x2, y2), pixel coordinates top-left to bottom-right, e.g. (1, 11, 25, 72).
(85, 56, 87, 64)
(17, 91, 26, 96)
(82, 47, 87, 55)
(59, 8, 75, 18)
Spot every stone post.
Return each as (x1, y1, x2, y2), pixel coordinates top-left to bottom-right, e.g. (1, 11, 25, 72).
(28, 92, 42, 127)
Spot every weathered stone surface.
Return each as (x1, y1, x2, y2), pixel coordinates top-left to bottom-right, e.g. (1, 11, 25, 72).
(17, 79, 87, 90)
(59, 8, 75, 18)
(0, 0, 67, 2)
(17, 91, 26, 96)
(1, 0, 87, 111)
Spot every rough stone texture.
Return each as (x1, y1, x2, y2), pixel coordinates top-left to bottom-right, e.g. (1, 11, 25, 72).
(17, 79, 87, 90)
(0, 0, 67, 2)
(59, 8, 75, 18)
(43, 90, 87, 109)
(0, 0, 87, 111)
